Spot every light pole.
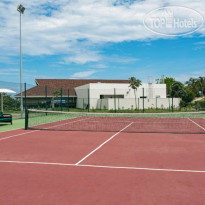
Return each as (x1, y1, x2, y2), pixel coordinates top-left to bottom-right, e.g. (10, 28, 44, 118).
(17, 4, 25, 118)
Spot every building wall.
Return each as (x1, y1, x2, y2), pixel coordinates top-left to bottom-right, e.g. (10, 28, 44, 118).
(96, 98, 180, 110)
(88, 83, 166, 99)
(75, 84, 89, 109)
(75, 83, 171, 109)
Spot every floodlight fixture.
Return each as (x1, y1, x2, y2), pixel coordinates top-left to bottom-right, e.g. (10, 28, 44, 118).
(17, 4, 25, 14)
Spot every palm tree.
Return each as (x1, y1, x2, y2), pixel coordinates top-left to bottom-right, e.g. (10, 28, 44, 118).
(185, 77, 200, 97)
(171, 81, 186, 98)
(185, 77, 205, 98)
(129, 77, 142, 109)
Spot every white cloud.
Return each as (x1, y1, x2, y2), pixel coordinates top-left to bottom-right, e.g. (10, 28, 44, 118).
(175, 70, 205, 82)
(70, 70, 98, 78)
(105, 56, 139, 63)
(195, 41, 205, 45)
(193, 41, 205, 50)
(90, 63, 108, 68)
(0, 0, 205, 63)
(0, 68, 19, 76)
(63, 50, 102, 64)
(0, 68, 19, 72)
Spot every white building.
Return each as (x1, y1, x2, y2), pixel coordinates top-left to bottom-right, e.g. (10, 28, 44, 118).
(75, 83, 180, 110)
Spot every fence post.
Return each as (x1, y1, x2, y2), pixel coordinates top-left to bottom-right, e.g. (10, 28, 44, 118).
(114, 88, 116, 112)
(60, 88, 63, 111)
(156, 97, 157, 110)
(24, 83, 27, 111)
(0, 93, 3, 112)
(118, 98, 120, 110)
(168, 97, 171, 112)
(45, 85, 47, 111)
(88, 88, 90, 112)
(143, 88, 145, 113)
(100, 98, 102, 110)
(172, 97, 174, 112)
(67, 89, 70, 112)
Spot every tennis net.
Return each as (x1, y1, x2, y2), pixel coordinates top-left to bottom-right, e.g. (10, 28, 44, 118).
(25, 109, 205, 134)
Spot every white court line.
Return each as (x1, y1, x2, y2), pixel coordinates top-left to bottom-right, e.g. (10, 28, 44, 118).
(0, 117, 92, 142)
(0, 130, 39, 142)
(187, 118, 205, 131)
(75, 122, 134, 165)
(0, 160, 205, 173)
(0, 160, 74, 166)
(86, 120, 189, 124)
(78, 164, 205, 173)
(0, 128, 22, 134)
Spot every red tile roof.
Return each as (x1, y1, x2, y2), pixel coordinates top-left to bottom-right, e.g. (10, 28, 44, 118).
(16, 79, 128, 97)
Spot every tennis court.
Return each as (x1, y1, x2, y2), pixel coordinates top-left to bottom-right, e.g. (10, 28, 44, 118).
(0, 110, 205, 204)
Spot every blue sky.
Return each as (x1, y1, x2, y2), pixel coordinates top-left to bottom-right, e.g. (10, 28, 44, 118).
(0, 0, 205, 85)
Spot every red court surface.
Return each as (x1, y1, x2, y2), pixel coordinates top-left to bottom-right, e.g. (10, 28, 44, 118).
(1, 163, 205, 205)
(82, 132, 205, 170)
(0, 130, 114, 163)
(0, 125, 205, 205)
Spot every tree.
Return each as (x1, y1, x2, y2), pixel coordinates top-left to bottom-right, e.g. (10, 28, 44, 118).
(171, 81, 195, 107)
(183, 86, 196, 106)
(0, 94, 20, 111)
(155, 76, 175, 96)
(164, 77, 176, 97)
(185, 77, 200, 97)
(171, 81, 186, 98)
(129, 77, 142, 109)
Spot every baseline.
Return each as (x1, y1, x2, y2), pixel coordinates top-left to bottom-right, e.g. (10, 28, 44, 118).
(0, 160, 205, 173)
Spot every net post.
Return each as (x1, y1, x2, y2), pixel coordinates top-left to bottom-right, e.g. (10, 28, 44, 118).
(24, 82, 27, 112)
(60, 88, 63, 112)
(25, 108, 28, 130)
(67, 89, 70, 112)
(114, 88, 116, 112)
(143, 88, 145, 113)
(88, 88, 90, 112)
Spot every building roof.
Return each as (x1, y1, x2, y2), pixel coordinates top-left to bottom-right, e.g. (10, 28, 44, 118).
(15, 79, 128, 97)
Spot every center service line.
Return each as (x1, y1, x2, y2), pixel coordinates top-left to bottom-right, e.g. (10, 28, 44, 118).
(75, 122, 134, 165)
